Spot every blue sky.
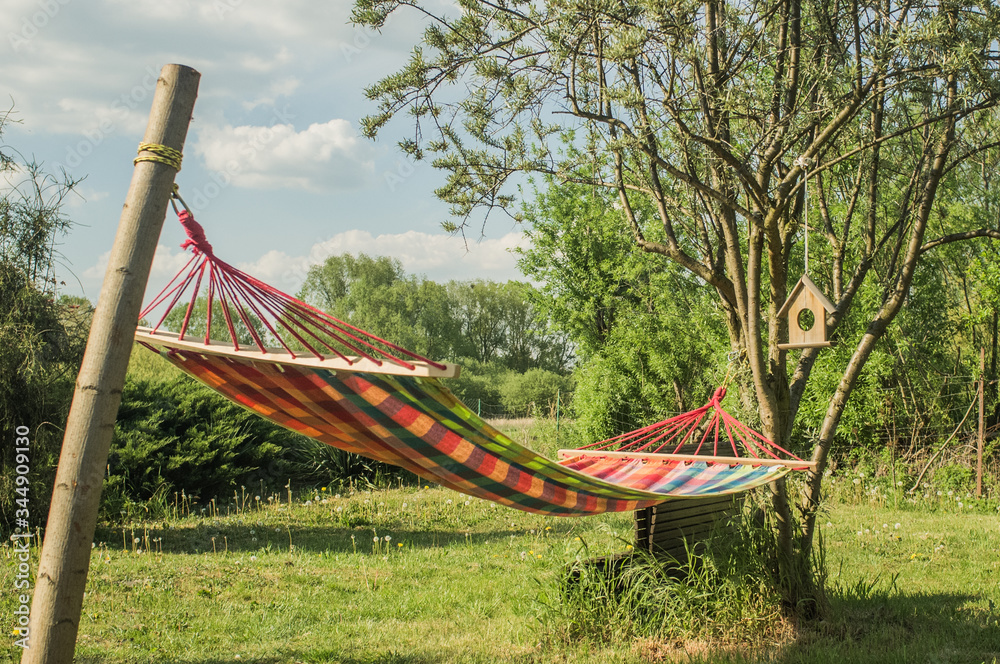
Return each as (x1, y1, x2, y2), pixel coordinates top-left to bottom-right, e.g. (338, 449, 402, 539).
(2, 0, 529, 302)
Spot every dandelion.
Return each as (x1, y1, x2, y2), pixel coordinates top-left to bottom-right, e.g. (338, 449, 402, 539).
(853, 478, 861, 485)
(255, 495, 261, 501)
(464, 500, 471, 506)
(857, 530, 863, 536)
(374, 536, 379, 542)
(321, 487, 327, 492)
(446, 499, 453, 505)
(402, 503, 408, 509)
(304, 500, 312, 506)
(948, 490, 954, 496)
(397, 543, 403, 548)
(134, 538, 140, 544)
(958, 502, 964, 508)
(626, 544, 633, 550)
(250, 529, 255, 534)
(335, 494, 341, 499)
(384, 535, 392, 542)
(894, 523, 901, 529)
(883, 524, 888, 528)
(937, 491, 943, 496)
(250, 556, 257, 561)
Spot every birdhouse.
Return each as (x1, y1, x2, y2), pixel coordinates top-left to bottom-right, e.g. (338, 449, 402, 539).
(777, 274, 836, 349)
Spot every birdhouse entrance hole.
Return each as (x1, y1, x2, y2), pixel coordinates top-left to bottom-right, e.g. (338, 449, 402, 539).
(797, 309, 815, 332)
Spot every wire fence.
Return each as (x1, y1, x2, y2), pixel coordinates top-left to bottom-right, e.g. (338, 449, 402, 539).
(478, 374, 998, 483)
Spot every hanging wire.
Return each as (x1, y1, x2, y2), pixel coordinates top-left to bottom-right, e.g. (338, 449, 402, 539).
(794, 155, 814, 275)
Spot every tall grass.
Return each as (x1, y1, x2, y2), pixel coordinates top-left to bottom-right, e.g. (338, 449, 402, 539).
(538, 510, 792, 650)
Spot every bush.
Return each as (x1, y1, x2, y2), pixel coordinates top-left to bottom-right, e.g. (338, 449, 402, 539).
(498, 368, 573, 417)
(105, 349, 415, 517)
(107, 374, 291, 512)
(441, 358, 506, 413)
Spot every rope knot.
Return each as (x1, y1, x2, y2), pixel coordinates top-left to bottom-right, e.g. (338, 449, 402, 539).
(711, 386, 727, 403)
(178, 210, 214, 256)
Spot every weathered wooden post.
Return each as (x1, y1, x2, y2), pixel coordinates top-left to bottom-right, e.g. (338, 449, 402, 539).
(978, 347, 985, 498)
(22, 64, 200, 664)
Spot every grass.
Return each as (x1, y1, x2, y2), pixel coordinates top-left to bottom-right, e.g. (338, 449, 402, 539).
(3, 483, 998, 664)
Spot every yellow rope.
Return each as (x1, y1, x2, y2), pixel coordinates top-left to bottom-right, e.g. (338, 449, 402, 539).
(134, 143, 183, 171)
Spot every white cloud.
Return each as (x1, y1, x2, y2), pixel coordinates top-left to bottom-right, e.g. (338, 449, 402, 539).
(237, 229, 530, 293)
(194, 119, 375, 192)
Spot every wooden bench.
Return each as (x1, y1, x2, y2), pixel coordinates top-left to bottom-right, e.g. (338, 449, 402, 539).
(633, 493, 742, 562)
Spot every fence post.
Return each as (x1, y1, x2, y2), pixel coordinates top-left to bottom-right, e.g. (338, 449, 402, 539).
(556, 388, 561, 442)
(978, 347, 985, 498)
(22, 64, 200, 664)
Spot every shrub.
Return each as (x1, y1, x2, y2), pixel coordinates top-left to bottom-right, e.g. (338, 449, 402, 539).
(498, 368, 573, 417)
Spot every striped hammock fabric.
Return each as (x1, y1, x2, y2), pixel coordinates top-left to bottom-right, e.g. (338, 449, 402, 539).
(137, 334, 796, 517)
(134, 202, 813, 517)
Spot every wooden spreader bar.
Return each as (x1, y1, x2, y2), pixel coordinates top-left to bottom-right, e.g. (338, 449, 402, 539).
(557, 448, 817, 470)
(136, 327, 461, 378)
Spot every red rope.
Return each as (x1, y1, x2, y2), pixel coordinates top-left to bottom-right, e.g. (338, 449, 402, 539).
(585, 386, 806, 464)
(142, 205, 446, 371)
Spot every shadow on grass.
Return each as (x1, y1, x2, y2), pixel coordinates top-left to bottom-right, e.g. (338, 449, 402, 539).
(684, 591, 1000, 664)
(79, 652, 437, 664)
(93, 521, 548, 556)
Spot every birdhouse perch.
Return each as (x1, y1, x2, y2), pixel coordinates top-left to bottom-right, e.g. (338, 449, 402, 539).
(777, 274, 836, 349)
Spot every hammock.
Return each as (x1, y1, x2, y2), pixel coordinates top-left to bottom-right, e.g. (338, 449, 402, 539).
(135, 204, 816, 517)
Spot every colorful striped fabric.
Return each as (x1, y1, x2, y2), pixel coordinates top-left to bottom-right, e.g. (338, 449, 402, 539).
(144, 343, 792, 516)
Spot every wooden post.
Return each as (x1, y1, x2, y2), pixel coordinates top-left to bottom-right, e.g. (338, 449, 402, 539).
(978, 347, 985, 498)
(22, 64, 200, 664)
(556, 388, 561, 443)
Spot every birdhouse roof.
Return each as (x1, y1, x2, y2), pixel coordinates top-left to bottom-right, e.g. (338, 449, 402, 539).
(777, 274, 836, 317)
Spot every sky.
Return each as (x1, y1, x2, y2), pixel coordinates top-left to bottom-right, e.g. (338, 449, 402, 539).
(1, 0, 530, 303)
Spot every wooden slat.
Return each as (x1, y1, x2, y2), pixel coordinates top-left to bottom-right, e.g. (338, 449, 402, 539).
(135, 327, 461, 378)
(650, 497, 736, 520)
(651, 512, 737, 532)
(558, 448, 816, 469)
(650, 523, 737, 546)
(634, 494, 743, 561)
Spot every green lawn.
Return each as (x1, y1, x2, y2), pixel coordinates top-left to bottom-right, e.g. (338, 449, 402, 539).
(2, 486, 998, 663)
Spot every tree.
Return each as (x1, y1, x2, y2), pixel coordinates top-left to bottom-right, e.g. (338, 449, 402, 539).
(0, 111, 84, 532)
(353, 0, 1000, 611)
(520, 176, 727, 437)
(298, 253, 463, 359)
